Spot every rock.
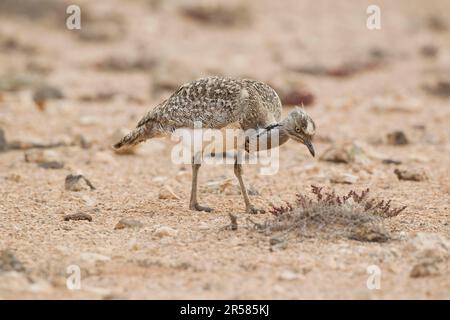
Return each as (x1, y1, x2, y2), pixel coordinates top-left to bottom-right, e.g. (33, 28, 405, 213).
(348, 224, 389, 243)
(64, 212, 93, 222)
(410, 260, 441, 278)
(0, 250, 25, 272)
(32, 84, 64, 111)
(330, 173, 359, 184)
(158, 185, 180, 200)
(65, 174, 96, 191)
(0, 128, 7, 152)
(320, 144, 354, 163)
(154, 226, 178, 238)
(24, 149, 61, 164)
(394, 168, 428, 181)
(114, 218, 144, 230)
(387, 131, 409, 145)
(80, 252, 111, 263)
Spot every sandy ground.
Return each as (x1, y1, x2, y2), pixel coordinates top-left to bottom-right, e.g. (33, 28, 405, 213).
(0, 0, 449, 299)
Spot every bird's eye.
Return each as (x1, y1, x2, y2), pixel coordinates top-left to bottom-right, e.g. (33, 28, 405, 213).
(295, 127, 301, 133)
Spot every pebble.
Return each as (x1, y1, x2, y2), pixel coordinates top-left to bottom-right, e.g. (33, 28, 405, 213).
(386, 131, 409, 145)
(394, 168, 428, 181)
(65, 174, 96, 191)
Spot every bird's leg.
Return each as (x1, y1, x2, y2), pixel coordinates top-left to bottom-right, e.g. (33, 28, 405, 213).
(189, 153, 213, 212)
(233, 156, 265, 214)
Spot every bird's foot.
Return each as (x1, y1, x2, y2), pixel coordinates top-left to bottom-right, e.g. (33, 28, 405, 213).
(246, 206, 265, 214)
(190, 203, 214, 212)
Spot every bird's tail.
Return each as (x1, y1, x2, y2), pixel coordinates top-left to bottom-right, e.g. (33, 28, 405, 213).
(113, 125, 149, 150)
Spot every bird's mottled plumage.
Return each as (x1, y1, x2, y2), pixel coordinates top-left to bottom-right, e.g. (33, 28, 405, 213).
(114, 76, 316, 213)
(140, 76, 281, 131)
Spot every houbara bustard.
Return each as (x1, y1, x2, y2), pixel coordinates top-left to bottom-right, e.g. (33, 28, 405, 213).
(114, 76, 316, 214)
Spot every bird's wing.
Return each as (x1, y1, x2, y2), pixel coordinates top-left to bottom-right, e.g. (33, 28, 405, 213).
(151, 77, 249, 131)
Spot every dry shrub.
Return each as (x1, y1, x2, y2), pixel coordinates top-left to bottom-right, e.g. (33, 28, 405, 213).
(254, 186, 406, 242)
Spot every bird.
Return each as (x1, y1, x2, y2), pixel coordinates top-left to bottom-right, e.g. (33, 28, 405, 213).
(113, 76, 316, 214)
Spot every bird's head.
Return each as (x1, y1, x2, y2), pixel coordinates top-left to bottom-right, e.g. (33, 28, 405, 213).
(282, 106, 316, 157)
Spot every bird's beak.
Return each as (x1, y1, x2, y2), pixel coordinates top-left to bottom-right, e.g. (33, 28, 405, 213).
(304, 140, 315, 157)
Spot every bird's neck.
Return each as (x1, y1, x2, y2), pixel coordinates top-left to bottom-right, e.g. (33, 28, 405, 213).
(246, 123, 289, 152)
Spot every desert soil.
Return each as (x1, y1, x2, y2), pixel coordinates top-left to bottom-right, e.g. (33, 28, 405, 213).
(0, 0, 449, 299)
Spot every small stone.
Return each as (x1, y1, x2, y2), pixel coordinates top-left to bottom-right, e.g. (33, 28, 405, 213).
(158, 185, 180, 200)
(394, 168, 428, 181)
(154, 226, 178, 238)
(65, 174, 96, 191)
(114, 218, 144, 230)
(0, 250, 25, 273)
(386, 131, 409, 145)
(64, 212, 93, 222)
(330, 173, 359, 184)
(320, 144, 354, 163)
